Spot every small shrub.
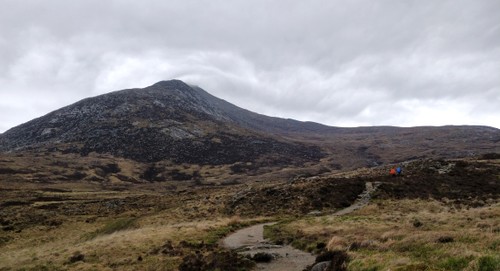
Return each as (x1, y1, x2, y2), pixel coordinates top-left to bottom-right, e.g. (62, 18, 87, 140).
(68, 251, 84, 263)
(437, 236, 454, 243)
(412, 219, 423, 228)
(316, 242, 327, 250)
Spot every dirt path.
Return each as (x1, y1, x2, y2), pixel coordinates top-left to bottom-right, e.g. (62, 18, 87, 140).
(222, 182, 380, 270)
(222, 223, 315, 271)
(332, 181, 381, 216)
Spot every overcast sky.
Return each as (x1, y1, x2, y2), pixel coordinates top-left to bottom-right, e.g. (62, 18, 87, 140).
(1, 0, 499, 133)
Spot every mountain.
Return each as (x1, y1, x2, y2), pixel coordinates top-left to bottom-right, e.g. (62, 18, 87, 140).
(0, 80, 325, 166)
(1, 80, 499, 170)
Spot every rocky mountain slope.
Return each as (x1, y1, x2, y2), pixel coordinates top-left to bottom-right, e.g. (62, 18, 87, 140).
(0, 80, 324, 166)
(1, 80, 499, 170)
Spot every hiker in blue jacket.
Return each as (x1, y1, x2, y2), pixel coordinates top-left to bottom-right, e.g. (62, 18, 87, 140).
(396, 167, 402, 175)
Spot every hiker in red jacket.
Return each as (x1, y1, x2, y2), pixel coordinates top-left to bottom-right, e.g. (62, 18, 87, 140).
(390, 168, 397, 176)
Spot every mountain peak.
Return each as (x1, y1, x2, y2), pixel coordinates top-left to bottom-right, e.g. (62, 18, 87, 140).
(149, 79, 192, 90)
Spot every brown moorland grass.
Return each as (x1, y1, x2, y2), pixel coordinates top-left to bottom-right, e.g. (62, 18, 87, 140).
(0, 211, 268, 270)
(1, 155, 499, 270)
(265, 199, 500, 271)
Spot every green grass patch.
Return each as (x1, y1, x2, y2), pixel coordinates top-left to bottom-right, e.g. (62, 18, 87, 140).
(438, 256, 473, 270)
(263, 221, 294, 244)
(290, 239, 308, 251)
(478, 256, 500, 271)
(84, 217, 137, 240)
(204, 225, 234, 245)
(203, 220, 254, 245)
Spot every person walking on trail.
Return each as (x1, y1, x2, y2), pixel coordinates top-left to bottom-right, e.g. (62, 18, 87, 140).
(396, 167, 402, 175)
(390, 168, 396, 176)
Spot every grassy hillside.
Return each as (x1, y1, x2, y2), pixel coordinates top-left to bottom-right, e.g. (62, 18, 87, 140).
(266, 199, 499, 271)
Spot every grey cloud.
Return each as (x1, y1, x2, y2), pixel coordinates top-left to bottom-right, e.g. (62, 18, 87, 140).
(1, 0, 499, 132)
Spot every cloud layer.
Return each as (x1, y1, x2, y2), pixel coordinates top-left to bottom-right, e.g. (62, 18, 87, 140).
(1, 0, 499, 132)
